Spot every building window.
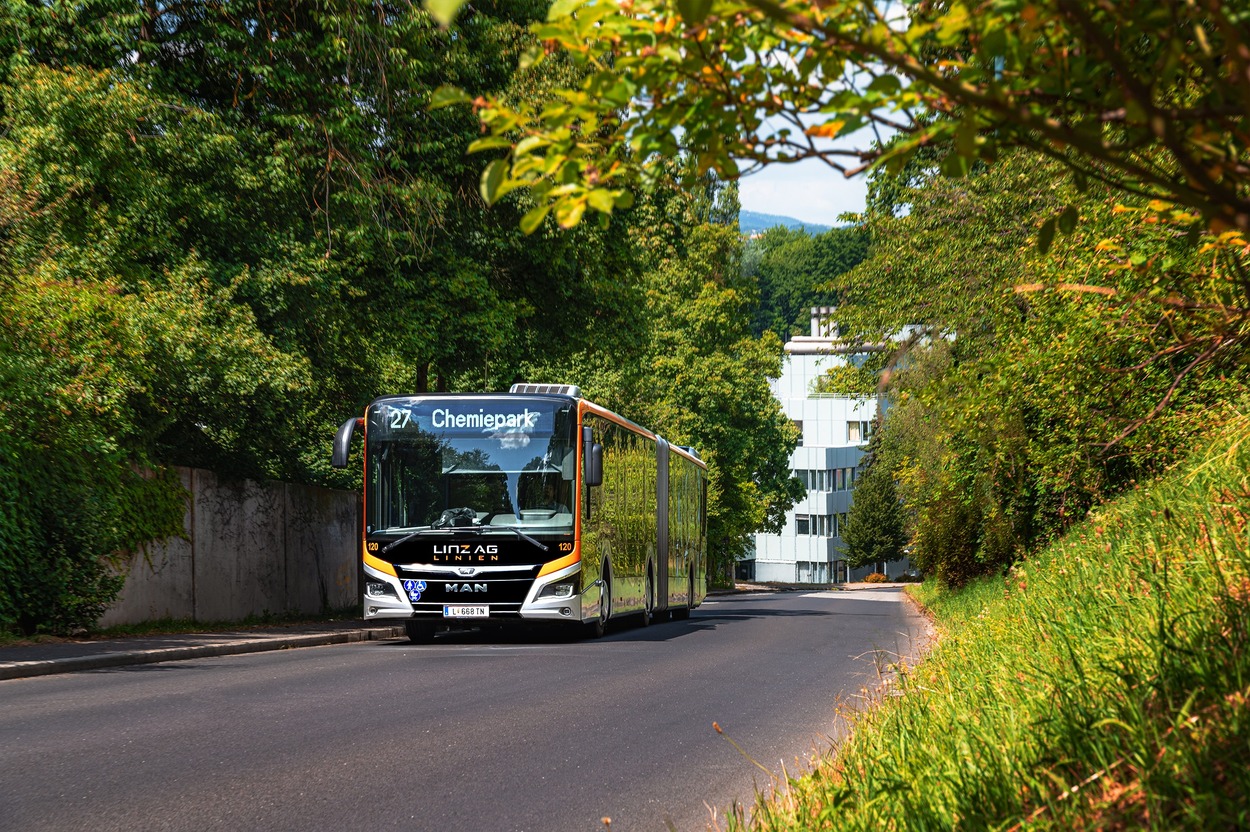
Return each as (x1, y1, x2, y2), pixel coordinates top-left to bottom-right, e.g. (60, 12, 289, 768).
(794, 420, 804, 447)
(847, 421, 872, 443)
(835, 468, 844, 491)
(797, 469, 825, 491)
(795, 514, 810, 535)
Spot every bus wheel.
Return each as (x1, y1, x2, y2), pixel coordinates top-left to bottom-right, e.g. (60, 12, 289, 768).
(640, 565, 654, 627)
(672, 574, 693, 621)
(405, 620, 436, 644)
(584, 563, 610, 639)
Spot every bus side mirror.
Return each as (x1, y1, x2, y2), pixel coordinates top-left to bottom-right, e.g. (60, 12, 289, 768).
(586, 443, 603, 487)
(332, 417, 363, 468)
(582, 426, 603, 487)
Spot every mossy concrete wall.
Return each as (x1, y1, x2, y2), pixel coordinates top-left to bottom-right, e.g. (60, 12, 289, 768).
(99, 469, 359, 626)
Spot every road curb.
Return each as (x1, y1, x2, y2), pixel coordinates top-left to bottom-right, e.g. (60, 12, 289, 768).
(0, 626, 407, 681)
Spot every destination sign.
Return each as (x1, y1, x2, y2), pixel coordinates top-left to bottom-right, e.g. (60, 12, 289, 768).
(371, 397, 557, 439)
(430, 407, 541, 431)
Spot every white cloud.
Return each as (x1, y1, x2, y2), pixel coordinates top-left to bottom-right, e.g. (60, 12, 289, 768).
(738, 158, 868, 226)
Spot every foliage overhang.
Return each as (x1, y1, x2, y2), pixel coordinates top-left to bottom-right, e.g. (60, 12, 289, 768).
(428, 0, 1250, 241)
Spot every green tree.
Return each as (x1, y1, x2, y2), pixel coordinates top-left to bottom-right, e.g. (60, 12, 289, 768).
(840, 421, 908, 571)
(0, 1, 658, 633)
(640, 221, 804, 579)
(836, 151, 1246, 584)
(747, 225, 868, 341)
(521, 169, 805, 581)
(0, 65, 300, 633)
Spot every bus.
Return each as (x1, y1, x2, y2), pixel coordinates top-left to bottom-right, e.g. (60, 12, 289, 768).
(332, 384, 708, 642)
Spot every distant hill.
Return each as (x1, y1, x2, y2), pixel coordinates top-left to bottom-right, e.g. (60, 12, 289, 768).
(739, 210, 832, 236)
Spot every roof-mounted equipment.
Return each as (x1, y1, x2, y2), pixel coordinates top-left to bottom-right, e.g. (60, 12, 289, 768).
(509, 383, 582, 398)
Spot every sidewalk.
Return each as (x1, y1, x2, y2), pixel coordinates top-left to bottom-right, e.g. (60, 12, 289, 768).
(0, 620, 407, 681)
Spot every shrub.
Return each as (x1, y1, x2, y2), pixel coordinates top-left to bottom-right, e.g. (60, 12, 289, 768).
(0, 431, 185, 636)
(863, 572, 889, 583)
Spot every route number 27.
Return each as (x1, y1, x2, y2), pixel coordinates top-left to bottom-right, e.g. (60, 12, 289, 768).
(388, 409, 412, 429)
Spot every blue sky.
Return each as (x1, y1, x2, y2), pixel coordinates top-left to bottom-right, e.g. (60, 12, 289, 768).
(738, 157, 868, 226)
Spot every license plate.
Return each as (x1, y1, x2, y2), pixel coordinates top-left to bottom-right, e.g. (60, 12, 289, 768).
(443, 605, 489, 618)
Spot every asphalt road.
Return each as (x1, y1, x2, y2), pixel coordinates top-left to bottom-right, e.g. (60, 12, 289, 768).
(0, 588, 929, 832)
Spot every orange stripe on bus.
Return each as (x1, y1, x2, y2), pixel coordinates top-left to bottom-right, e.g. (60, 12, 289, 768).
(364, 550, 397, 577)
(578, 400, 655, 439)
(537, 552, 580, 577)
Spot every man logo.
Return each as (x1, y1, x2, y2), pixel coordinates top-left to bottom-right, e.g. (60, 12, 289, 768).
(445, 583, 487, 593)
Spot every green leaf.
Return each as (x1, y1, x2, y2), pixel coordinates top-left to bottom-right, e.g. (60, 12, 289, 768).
(424, 0, 467, 27)
(587, 188, 616, 213)
(467, 136, 512, 154)
(954, 120, 979, 157)
(514, 135, 548, 156)
(517, 45, 544, 72)
(1037, 216, 1057, 254)
(480, 159, 508, 205)
(554, 197, 587, 228)
(866, 74, 902, 95)
(548, 0, 582, 21)
(428, 85, 471, 110)
(677, 0, 714, 23)
(1057, 205, 1079, 235)
(981, 25, 1008, 59)
(937, 5, 970, 41)
(940, 152, 972, 178)
(519, 203, 551, 234)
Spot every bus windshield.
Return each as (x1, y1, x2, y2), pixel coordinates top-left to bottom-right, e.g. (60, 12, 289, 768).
(365, 398, 576, 536)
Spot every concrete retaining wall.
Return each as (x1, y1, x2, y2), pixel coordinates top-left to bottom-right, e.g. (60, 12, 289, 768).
(100, 468, 359, 627)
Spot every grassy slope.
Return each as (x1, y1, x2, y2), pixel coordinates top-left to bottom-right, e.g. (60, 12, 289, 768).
(739, 412, 1250, 830)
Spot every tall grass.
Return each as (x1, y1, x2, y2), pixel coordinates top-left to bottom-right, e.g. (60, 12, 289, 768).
(735, 411, 1250, 830)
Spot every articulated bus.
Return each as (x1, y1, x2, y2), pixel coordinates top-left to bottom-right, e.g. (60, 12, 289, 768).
(332, 384, 708, 642)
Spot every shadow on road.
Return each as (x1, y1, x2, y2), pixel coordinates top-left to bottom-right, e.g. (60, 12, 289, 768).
(375, 598, 854, 647)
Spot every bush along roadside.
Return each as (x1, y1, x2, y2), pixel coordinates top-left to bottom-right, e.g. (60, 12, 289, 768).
(0, 430, 186, 638)
(735, 408, 1250, 830)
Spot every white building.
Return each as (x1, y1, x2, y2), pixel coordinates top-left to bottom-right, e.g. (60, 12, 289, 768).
(747, 308, 902, 584)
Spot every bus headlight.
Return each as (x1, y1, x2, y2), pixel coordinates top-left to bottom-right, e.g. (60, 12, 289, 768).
(366, 580, 397, 598)
(537, 582, 575, 600)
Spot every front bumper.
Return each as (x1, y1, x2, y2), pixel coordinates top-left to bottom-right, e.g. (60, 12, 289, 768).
(362, 560, 585, 623)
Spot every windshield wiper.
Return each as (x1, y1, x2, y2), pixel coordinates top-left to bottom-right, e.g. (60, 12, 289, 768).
(482, 526, 549, 552)
(380, 528, 446, 555)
